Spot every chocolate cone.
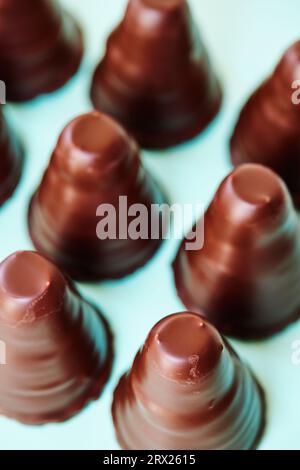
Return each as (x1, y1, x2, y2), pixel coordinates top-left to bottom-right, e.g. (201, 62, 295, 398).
(0, 107, 23, 206)
(28, 111, 166, 281)
(231, 41, 300, 207)
(0, 251, 113, 424)
(91, 0, 222, 149)
(112, 312, 265, 450)
(173, 164, 300, 339)
(0, 0, 83, 101)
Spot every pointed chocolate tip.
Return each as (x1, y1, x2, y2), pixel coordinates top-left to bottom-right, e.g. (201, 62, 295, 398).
(70, 112, 129, 156)
(147, 312, 223, 381)
(0, 251, 65, 325)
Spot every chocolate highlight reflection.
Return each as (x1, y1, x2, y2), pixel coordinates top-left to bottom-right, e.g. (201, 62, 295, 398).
(0, 0, 83, 101)
(231, 40, 300, 207)
(0, 251, 113, 424)
(112, 312, 265, 450)
(0, 107, 23, 206)
(28, 111, 166, 281)
(91, 0, 222, 149)
(173, 164, 300, 339)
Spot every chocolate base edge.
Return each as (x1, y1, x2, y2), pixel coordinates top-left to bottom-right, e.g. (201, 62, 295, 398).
(91, 79, 223, 150)
(27, 178, 169, 282)
(0, 303, 114, 425)
(172, 254, 300, 341)
(6, 12, 84, 103)
(0, 140, 24, 207)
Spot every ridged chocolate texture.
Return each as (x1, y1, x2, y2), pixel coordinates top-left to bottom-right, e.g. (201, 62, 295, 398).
(0, 251, 113, 424)
(91, 0, 222, 149)
(28, 111, 166, 281)
(112, 312, 265, 450)
(231, 41, 300, 207)
(0, 108, 23, 206)
(0, 0, 83, 101)
(173, 164, 300, 339)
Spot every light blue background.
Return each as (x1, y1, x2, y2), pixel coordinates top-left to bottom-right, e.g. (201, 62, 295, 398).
(1, 0, 300, 450)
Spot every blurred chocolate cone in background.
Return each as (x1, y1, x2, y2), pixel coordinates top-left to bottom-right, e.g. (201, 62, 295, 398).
(0, 107, 23, 206)
(231, 40, 300, 208)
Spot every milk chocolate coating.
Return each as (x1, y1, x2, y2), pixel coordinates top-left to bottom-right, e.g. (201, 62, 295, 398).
(231, 41, 300, 207)
(0, 0, 83, 101)
(91, 0, 222, 149)
(112, 312, 265, 450)
(173, 164, 300, 339)
(0, 108, 23, 206)
(0, 251, 113, 424)
(28, 111, 166, 281)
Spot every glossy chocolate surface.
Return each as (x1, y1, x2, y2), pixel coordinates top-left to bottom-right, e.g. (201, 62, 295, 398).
(28, 111, 166, 281)
(112, 312, 265, 449)
(91, 0, 222, 149)
(0, 108, 23, 206)
(0, 0, 83, 101)
(0, 251, 113, 424)
(231, 41, 300, 207)
(173, 164, 300, 339)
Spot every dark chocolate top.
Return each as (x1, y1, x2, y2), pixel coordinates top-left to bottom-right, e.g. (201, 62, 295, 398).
(53, 111, 134, 185)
